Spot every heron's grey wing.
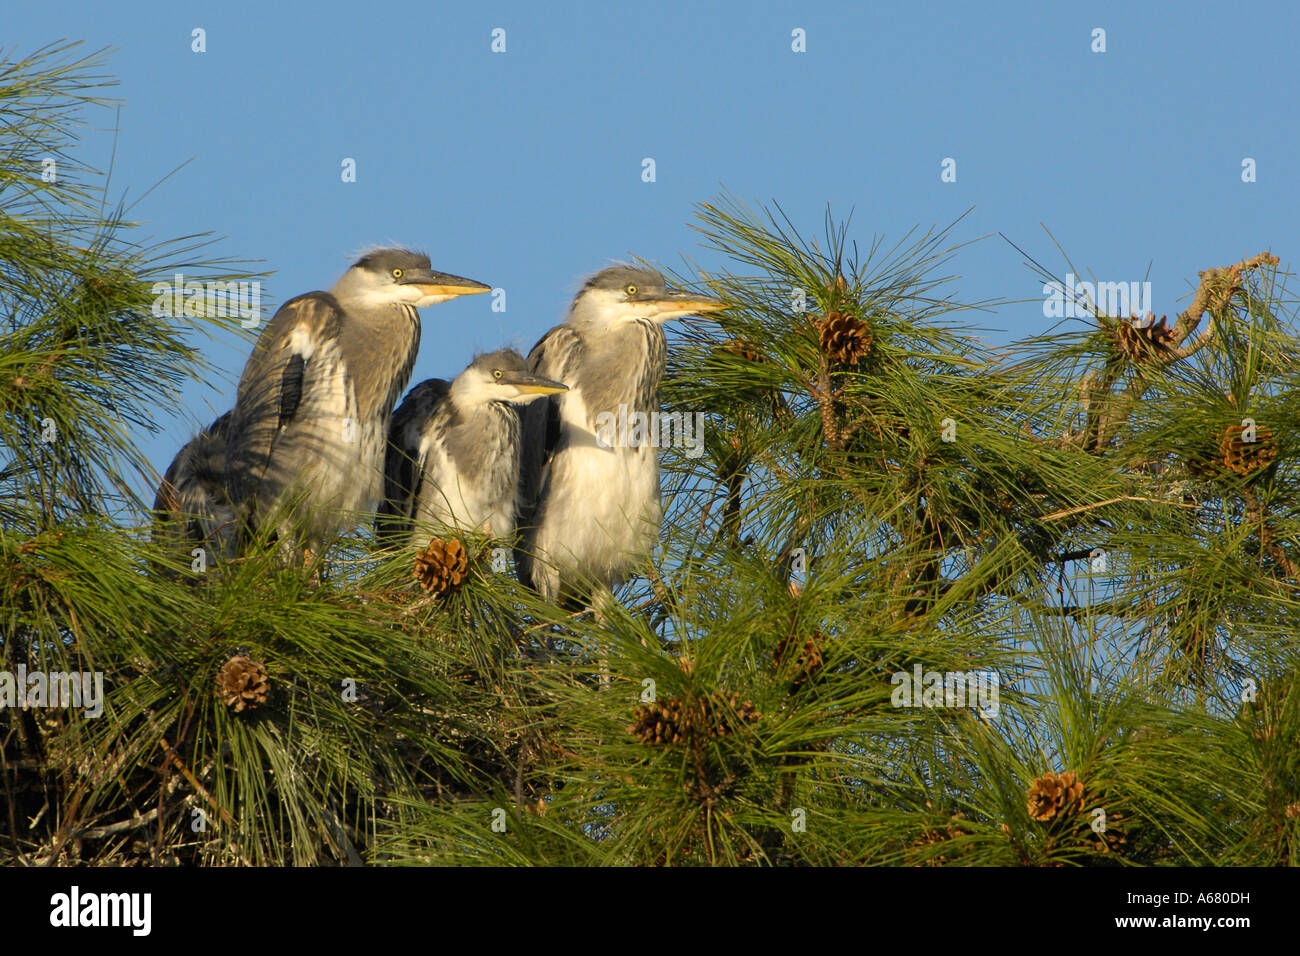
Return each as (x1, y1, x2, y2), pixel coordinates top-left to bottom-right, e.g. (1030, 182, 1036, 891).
(225, 293, 345, 511)
(153, 411, 236, 562)
(515, 326, 583, 584)
(518, 325, 582, 508)
(378, 378, 450, 543)
(525, 325, 581, 443)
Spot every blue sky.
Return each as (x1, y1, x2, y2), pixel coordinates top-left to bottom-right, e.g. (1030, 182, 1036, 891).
(6, 0, 1297, 499)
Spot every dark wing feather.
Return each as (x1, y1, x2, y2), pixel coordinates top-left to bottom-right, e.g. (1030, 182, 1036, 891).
(378, 378, 450, 544)
(543, 389, 561, 459)
(226, 292, 345, 513)
(524, 325, 581, 467)
(279, 354, 305, 428)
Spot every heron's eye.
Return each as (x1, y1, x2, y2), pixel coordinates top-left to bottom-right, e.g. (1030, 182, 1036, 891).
(625, 284, 638, 296)
(392, 268, 403, 279)
(493, 369, 502, 379)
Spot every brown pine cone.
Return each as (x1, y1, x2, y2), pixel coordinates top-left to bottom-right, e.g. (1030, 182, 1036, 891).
(217, 654, 271, 713)
(817, 311, 872, 366)
(1026, 770, 1085, 822)
(1093, 811, 1128, 853)
(1219, 423, 1277, 477)
(630, 697, 687, 745)
(705, 691, 761, 736)
(774, 632, 826, 689)
(910, 811, 971, 863)
(413, 537, 471, 594)
(630, 692, 760, 744)
(719, 336, 765, 364)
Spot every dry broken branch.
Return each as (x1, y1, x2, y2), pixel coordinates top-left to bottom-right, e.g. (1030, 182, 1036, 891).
(1078, 251, 1278, 453)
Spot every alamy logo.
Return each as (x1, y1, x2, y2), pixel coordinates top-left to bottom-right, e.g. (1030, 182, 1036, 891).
(890, 665, 999, 718)
(0, 666, 104, 718)
(49, 886, 151, 936)
(1043, 274, 1152, 320)
(594, 404, 706, 459)
(151, 273, 262, 327)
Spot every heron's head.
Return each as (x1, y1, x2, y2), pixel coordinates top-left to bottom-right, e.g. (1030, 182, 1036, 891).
(333, 248, 490, 308)
(454, 349, 569, 406)
(568, 265, 726, 331)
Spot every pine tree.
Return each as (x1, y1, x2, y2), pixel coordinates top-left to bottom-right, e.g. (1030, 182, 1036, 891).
(3, 45, 1298, 867)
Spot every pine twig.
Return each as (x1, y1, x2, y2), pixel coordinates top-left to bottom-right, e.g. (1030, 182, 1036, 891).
(1037, 496, 1195, 522)
(159, 736, 234, 829)
(1243, 488, 1299, 579)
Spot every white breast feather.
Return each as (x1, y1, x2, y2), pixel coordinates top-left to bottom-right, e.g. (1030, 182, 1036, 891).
(533, 385, 660, 588)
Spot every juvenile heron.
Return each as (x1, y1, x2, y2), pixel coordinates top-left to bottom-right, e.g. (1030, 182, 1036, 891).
(152, 410, 237, 565)
(378, 349, 568, 544)
(225, 248, 489, 555)
(516, 265, 726, 606)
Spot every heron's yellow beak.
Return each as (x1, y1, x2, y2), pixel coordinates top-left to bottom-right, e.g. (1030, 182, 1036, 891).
(506, 370, 569, 395)
(399, 269, 492, 298)
(514, 383, 569, 395)
(413, 282, 491, 298)
(666, 298, 728, 315)
(645, 293, 729, 320)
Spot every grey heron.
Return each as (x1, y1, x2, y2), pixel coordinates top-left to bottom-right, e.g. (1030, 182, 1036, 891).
(377, 349, 568, 544)
(225, 248, 489, 556)
(515, 265, 726, 607)
(152, 410, 237, 566)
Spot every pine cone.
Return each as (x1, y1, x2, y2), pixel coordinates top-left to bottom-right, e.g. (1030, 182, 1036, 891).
(1113, 314, 1174, 362)
(719, 336, 765, 364)
(630, 697, 687, 744)
(817, 311, 872, 366)
(82, 275, 121, 306)
(910, 812, 971, 863)
(217, 655, 270, 713)
(1026, 770, 1085, 822)
(1219, 423, 1277, 477)
(774, 631, 826, 689)
(701, 691, 761, 736)
(413, 537, 470, 594)
(1093, 811, 1128, 853)
(630, 692, 760, 745)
